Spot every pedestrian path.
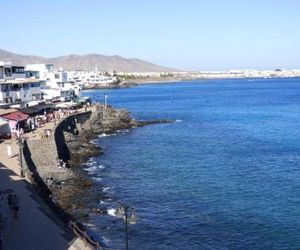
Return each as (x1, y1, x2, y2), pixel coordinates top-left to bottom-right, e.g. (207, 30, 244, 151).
(0, 132, 92, 249)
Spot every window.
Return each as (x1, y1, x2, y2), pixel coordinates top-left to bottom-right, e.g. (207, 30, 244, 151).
(31, 83, 41, 88)
(12, 84, 20, 91)
(0, 68, 4, 79)
(1, 84, 7, 91)
(4, 68, 12, 77)
(23, 84, 30, 90)
(12, 67, 25, 74)
(32, 93, 41, 100)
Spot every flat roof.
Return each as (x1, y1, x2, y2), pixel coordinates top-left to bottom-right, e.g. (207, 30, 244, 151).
(0, 78, 41, 85)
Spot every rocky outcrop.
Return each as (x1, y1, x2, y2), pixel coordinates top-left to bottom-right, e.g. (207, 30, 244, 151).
(63, 107, 138, 168)
(86, 107, 133, 131)
(137, 119, 174, 126)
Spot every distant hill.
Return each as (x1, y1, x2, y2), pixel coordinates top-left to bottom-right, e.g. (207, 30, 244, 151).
(0, 49, 177, 72)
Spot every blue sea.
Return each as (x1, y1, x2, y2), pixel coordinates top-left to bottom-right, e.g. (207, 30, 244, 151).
(83, 78, 300, 250)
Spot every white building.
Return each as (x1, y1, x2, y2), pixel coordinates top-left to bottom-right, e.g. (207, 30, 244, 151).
(47, 71, 81, 101)
(25, 64, 80, 101)
(26, 64, 54, 80)
(0, 78, 42, 104)
(68, 70, 118, 88)
(0, 62, 26, 80)
(0, 62, 42, 105)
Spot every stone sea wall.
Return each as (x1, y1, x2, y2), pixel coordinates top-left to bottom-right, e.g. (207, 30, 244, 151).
(23, 111, 92, 182)
(54, 111, 93, 165)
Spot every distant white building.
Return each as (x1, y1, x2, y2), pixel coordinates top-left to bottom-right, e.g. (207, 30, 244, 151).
(25, 64, 81, 101)
(68, 70, 117, 87)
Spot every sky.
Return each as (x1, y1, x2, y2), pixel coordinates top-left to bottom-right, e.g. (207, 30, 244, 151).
(1, 0, 300, 70)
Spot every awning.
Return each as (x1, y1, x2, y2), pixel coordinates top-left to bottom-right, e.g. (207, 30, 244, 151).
(1, 111, 29, 121)
(17, 107, 44, 116)
(78, 97, 91, 103)
(56, 101, 80, 109)
(26, 100, 45, 107)
(16, 103, 55, 116)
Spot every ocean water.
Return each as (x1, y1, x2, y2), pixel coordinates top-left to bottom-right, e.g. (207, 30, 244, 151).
(83, 78, 300, 250)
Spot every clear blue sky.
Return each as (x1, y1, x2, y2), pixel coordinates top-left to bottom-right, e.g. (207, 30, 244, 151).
(1, 0, 300, 70)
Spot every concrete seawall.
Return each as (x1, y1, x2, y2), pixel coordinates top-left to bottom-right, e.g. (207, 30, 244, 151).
(20, 110, 98, 249)
(54, 111, 92, 164)
(22, 111, 92, 180)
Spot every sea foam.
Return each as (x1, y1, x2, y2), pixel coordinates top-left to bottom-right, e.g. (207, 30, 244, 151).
(84, 164, 106, 174)
(107, 208, 117, 217)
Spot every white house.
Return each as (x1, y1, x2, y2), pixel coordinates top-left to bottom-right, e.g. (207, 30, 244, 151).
(68, 70, 117, 88)
(0, 62, 26, 80)
(44, 71, 81, 101)
(25, 64, 54, 80)
(25, 64, 71, 101)
(0, 62, 42, 105)
(0, 78, 42, 104)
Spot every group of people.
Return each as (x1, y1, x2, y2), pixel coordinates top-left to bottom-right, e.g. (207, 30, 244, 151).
(57, 159, 67, 169)
(10, 108, 81, 141)
(10, 103, 94, 141)
(83, 101, 92, 112)
(11, 128, 25, 140)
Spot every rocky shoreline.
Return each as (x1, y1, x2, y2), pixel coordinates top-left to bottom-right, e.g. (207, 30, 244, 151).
(82, 78, 185, 90)
(82, 81, 138, 90)
(42, 105, 173, 221)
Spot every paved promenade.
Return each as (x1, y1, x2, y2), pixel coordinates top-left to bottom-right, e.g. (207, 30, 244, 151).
(0, 114, 92, 249)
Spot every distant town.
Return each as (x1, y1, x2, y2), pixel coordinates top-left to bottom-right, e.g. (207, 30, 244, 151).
(1, 60, 300, 110)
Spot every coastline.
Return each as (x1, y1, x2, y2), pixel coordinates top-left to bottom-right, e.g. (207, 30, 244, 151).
(126, 75, 300, 85)
(59, 106, 173, 216)
(20, 105, 135, 217)
(2, 79, 299, 249)
(82, 75, 300, 90)
(18, 103, 172, 246)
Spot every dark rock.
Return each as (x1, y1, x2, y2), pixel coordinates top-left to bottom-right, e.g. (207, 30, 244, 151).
(49, 105, 173, 222)
(137, 119, 174, 126)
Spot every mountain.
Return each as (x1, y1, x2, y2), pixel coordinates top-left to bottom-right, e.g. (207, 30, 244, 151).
(0, 49, 177, 72)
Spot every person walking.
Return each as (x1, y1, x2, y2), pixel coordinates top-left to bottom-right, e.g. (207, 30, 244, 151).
(7, 193, 13, 215)
(0, 194, 7, 248)
(10, 194, 20, 218)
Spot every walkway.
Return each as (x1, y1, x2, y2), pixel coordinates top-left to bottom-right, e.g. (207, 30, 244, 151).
(0, 109, 94, 249)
